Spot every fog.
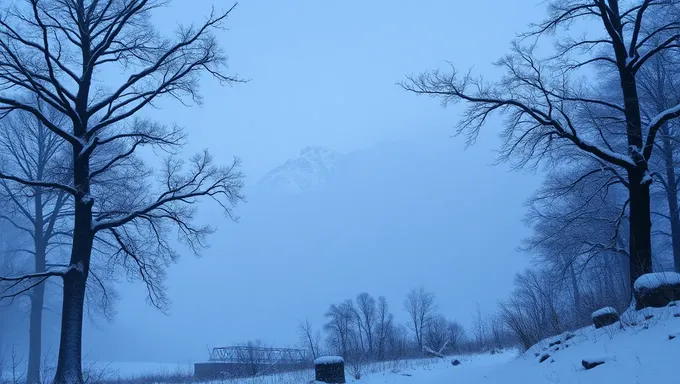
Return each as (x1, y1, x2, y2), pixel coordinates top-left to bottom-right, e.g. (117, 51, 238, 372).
(2, 0, 546, 367)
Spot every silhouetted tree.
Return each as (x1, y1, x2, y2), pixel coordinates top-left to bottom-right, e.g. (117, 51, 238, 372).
(403, 287, 436, 348)
(402, 0, 680, 291)
(0, 1, 244, 383)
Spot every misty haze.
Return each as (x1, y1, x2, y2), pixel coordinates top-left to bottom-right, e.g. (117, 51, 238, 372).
(1, 1, 680, 384)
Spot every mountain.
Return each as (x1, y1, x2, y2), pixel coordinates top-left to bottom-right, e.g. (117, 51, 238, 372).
(255, 146, 341, 196)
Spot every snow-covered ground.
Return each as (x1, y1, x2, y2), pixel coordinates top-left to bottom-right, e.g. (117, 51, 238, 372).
(4, 304, 678, 383)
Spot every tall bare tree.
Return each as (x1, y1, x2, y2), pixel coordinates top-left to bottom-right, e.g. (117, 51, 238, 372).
(298, 319, 321, 360)
(402, 0, 680, 291)
(324, 300, 356, 358)
(0, 105, 69, 384)
(403, 287, 436, 348)
(0, 2, 244, 383)
(355, 292, 376, 356)
(375, 296, 392, 359)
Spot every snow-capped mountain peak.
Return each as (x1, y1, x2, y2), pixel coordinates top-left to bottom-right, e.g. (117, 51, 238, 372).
(257, 146, 341, 195)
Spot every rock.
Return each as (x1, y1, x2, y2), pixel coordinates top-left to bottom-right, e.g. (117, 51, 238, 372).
(539, 354, 550, 363)
(591, 307, 620, 329)
(565, 333, 575, 341)
(674, 313, 680, 318)
(582, 357, 607, 370)
(634, 272, 680, 310)
(548, 339, 562, 347)
(644, 314, 654, 320)
(669, 330, 680, 340)
(451, 359, 461, 366)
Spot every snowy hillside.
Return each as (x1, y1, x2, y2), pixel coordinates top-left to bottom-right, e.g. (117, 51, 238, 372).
(256, 147, 341, 195)
(43, 304, 679, 384)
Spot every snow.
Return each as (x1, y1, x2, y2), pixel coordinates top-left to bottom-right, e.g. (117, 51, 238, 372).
(646, 102, 680, 133)
(641, 171, 652, 185)
(578, 137, 636, 167)
(634, 272, 680, 291)
(41, 305, 680, 384)
(314, 356, 344, 365)
(591, 306, 618, 319)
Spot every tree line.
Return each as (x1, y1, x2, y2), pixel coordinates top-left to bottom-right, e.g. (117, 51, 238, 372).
(296, 287, 506, 367)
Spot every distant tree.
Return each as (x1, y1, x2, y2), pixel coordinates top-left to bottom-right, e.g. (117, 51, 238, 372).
(472, 303, 487, 350)
(424, 314, 450, 352)
(402, 0, 680, 292)
(298, 319, 321, 360)
(324, 300, 356, 357)
(0, 2, 244, 383)
(0, 105, 70, 384)
(375, 296, 393, 359)
(403, 287, 437, 348)
(447, 320, 465, 352)
(355, 292, 377, 355)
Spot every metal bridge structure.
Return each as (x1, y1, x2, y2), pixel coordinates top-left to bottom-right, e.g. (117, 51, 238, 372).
(208, 346, 307, 364)
(195, 346, 309, 379)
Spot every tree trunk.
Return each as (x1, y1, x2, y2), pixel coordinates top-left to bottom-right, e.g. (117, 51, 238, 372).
(628, 169, 653, 289)
(26, 245, 46, 384)
(617, 64, 652, 291)
(567, 262, 581, 317)
(53, 149, 93, 384)
(660, 126, 680, 271)
(27, 190, 46, 384)
(53, 266, 88, 384)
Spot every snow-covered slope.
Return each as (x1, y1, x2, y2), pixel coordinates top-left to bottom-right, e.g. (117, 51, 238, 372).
(256, 146, 340, 195)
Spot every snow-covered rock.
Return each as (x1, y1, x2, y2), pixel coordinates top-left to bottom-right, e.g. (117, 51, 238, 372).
(634, 272, 680, 310)
(634, 272, 680, 291)
(592, 307, 620, 329)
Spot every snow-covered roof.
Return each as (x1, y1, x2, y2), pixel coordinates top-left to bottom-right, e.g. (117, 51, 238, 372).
(634, 272, 680, 291)
(591, 307, 618, 319)
(314, 356, 344, 365)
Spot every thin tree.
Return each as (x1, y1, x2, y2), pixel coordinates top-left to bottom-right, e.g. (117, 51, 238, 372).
(401, 0, 680, 291)
(375, 296, 392, 359)
(355, 292, 377, 356)
(0, 2, 244, 383)
(403, 286, 436, 348)
(298, 319, 320, 360)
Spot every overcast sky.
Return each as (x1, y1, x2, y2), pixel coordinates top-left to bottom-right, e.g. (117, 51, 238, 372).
(72, 0, 553, 364)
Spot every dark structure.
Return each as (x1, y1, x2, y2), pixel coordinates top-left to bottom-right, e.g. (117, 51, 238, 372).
(194, 346, 308, 380)
(314, 356, 345, 383)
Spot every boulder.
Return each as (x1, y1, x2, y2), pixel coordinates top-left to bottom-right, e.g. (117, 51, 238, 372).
(591, 307, 619, 329)
(451, 359, 461, 366)
(634, 272, 680, 310)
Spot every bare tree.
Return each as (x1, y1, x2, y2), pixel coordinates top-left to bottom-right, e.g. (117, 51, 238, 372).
(423, 314, 450, 353)
(375, 296, 392, 359)
(0, 104, 70, 384)
(402, 0, 680, 291)
(447, 320, 465, 352)
(637, 49, 680, 271)
(472, 303, 487, 350)
(324, 300, 356, 358)
(355, 292, 376, 356)
(0, 2, 244, 383)
(403, 287, 436, 348)
(298, 319, 320, 360)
